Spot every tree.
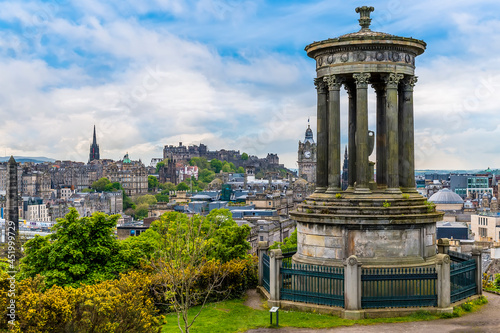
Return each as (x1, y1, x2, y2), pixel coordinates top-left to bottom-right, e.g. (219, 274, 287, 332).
(210, 159, 223, 173)
(241, 153, 249, 160)
(155, 193, 169, 202)
(156, 161, 165, 174)
(20, 209, 131, 288)
(160, 182, 177, 192)
(148, 175, 159, 191)
(176, 182, 189, 191)
(237, 166, 245, 174)
(91, 177, 111, 192)
(136, 194, 158, 206)
(151, 212, 230, 333)
(198, 169, 215, 183)
(134, 203, 149, 220)
(189, 157, 209, 170)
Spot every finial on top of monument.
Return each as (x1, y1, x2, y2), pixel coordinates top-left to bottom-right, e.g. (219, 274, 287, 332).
(355, 6, 375, 31)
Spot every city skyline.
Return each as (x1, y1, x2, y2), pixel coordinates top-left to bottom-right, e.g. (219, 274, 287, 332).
(0, 1, 499, 169)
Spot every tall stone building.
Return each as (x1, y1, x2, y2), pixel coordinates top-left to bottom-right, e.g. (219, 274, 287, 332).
(6, 156, 19, 239)
(297, 121, 316, 183)
(89, 125, 100, 162)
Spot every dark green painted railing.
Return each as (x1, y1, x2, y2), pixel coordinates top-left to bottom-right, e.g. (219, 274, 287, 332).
(262, 253, 270, 293)
(281, 247, 297, 265)
(448, 250, 472, 263)
(280, 262, 344, 307)
(450, 259, 476, 303)
(361, 267, 437, 309)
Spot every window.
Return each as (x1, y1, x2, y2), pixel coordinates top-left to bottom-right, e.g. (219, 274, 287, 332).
(479, 227, 487, 238)
(259, 236, 264, 241)
(259, 226, 264, 231)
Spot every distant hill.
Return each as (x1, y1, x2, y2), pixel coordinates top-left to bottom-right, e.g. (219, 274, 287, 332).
(0, 156, 56, 164)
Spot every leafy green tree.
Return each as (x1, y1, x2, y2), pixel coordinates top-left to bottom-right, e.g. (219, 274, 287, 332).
(136, 194, 158, 206)
(104, 182, 121, 192)
(241, 153, 249, 160)
(222, 163, 231, 173)
(189, 157, 209, 170)
(155, 161, 165, 173)
(20, 209, 134, 288)
(134, 203, 149, 220)
(91, 177, 111, 192)
(210, 159, 223, 173)
(148, 175, 159, 191)
(155, 193, 169, 202)
(176, 182, 189, 191)
(159, 182, 176, 192)
(237, 166, 245, 174)
(270, 229, 297, 252)
(81, 188, 95, 193)
(199, 169, 215, 183)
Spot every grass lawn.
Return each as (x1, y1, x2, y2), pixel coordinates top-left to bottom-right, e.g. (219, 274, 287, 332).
(162, 295, 488, 332)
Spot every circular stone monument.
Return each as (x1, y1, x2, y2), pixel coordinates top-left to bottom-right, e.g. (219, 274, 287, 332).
(290, 7, 443, 268)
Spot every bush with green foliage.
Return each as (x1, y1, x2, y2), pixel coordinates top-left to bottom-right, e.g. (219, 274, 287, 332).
(270, 229, 297, 252)
(148, 175, 159, 191)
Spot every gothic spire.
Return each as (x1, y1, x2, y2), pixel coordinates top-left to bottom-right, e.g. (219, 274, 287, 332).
(93, 125, 97, 145)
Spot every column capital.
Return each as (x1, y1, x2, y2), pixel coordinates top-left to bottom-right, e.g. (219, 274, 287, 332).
(371, 82, 386, 96)
(314, 77, 328, 94)
(353, 73, 371, 88)
(381, 73, 404, 89)
(323, 74, 345, 91)
(344, 83, 356, 98)
(402, 75, 418, 92)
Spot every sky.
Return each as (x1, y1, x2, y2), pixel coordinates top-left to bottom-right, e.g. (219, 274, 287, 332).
(1, 0, 500, 170)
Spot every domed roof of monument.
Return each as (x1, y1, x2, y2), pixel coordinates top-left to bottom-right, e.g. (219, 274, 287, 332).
(305, 6, 426, 57)
(428, 189, 464, 204)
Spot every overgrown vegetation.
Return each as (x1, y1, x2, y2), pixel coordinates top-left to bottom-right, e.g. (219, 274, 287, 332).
(269, 229, 297, 252)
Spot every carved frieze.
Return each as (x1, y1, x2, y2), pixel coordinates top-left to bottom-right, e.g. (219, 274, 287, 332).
(315, 49, 416, 69)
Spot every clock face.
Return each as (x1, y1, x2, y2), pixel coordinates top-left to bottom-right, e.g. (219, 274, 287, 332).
(304, 151, 311, 158)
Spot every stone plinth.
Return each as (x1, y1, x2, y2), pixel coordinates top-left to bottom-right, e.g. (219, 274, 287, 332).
(291, 191, 443, 267)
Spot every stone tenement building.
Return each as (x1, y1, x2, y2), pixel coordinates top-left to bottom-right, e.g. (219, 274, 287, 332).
(103, 153, 148, 196)
(162, 142, 283, 172)
(297, 121, 317, 183)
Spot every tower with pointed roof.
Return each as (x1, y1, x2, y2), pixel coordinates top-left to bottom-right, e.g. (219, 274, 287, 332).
(89, 125, 100, 163)
(297, 119, 317, 183)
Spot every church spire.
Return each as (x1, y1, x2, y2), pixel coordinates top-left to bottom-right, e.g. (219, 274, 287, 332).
(89, 125, 100, 163)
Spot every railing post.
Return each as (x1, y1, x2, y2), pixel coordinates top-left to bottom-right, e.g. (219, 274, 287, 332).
(437, 238, 450, 254)
(258, 241, 269, 286)
(269, 248, 283, 308)
(436, 253, 452, 313)
(472, 246, 483, 295)
(343, 255, 362, 319)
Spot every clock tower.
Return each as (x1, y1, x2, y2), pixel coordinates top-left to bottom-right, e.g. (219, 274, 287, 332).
(298, 121, 317, 183)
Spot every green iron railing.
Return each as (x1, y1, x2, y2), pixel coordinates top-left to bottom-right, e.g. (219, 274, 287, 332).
(281, 247, 297, 265)
(262, 253, 270, 293)
(280, 262, 344, 307)
(448, 250, 472, 263)
(450, 258, 476, 303)
(361, 267, 437, 309)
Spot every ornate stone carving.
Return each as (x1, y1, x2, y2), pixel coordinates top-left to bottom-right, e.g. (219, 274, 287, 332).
(318, 56, 323, 67)
(323, 75, 345, 90)
(347, 255, 358, 266)
(391, 52, 400, 62)
(357, 52, 366, 61)
(344, 84, 355, 98)
(327, 54, 334, 64)
(353, 72, 371, 88)
(381, 73, 403, 89)
(402, 75, 418, 92)
(443, 255, 450, 264)
(355, 6, 375, 31)
(314, 77, 328, 94)
(405, 54, 411, 63)
(341, 53, 349, 62)
(376, 52, 385, 61)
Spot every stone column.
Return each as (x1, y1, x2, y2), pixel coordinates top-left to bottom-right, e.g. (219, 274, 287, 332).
(399, 76, 418, 192)
(314, 78, 328, 193)
(382, 73, 403, 194)
(345, 84, 357, 191)
(437, 238, 450, 254)
(436, 254, 452, 312)
(258, 241, 269, 286)
(324, 74, 344, 194)
(268, 248, 283, 308)
(343, 255, 362, 319)
(353, 73, 371, 194)
(373, 83, 387, 188)
(472, 247, 483, 295)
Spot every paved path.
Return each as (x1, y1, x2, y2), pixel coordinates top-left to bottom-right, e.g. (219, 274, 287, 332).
(245, 292, 500, 333)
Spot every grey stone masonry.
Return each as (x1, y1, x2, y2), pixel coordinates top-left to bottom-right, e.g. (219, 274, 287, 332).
(268, 249, 283, 308)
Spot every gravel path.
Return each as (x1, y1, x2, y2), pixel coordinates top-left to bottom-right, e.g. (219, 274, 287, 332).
(244, 289, 266, 310)
(245, 292, 500, 333)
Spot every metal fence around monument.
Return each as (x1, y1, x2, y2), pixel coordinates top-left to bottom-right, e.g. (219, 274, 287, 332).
(448, 250, 472, 263)
(450, 259, 477, 303)
(280, 262, 344, 307)
(361, 267, 438, 309)
(262, 253, 270, 293)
